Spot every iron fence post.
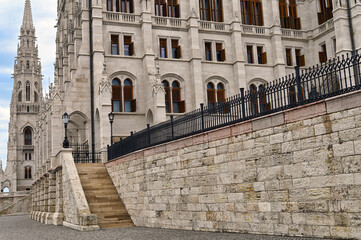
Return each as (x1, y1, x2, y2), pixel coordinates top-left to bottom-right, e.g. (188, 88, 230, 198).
(170, 115, 174, 139)
(107, 144, 110, 161)
(240, 88, 246, 119)
(295, 66, 303, 105)
(200, 103, 205, 131)
(147, 124, 151, 147)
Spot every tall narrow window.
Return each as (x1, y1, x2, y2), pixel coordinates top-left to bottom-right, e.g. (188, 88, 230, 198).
(318, 0, 333, 25)
(205, 42, 212, 61)
(247, 45, 254, 64)
(124, 79, 136, 112)
(107, 0, 113, 11)
(249, 84, 258, 114)
(121, 0, 134, 13)
(288, 86, 297, 104)
(26, 82, 30, 101)
(217, 83, 225, 103)
(216, 43, 225, 62)
(155, 0, 167, 16)
(172, 81, 181, 113)
(295, 49, 305, 66)
(259, 84, 269, 113)
(24, 167, 32, 179)
(112, 78, 122, 112)
(163, 81, 171, 113)
(168, 0, 180, 18)
(199, 0, 223, 22)
(257, 46, 267, 64)
(29, 153, 32, 160)
(111, 35, 119, 55)
(240, 0, 263, 26)
(286, 48, 292, 66)
(124, 36, 134, 56)
(171, 39, 181, 59)
(34, 91, 38, 102)
(319, 44, 327, 63)
(18, 91, 22, 102)
(25, 153, 28, 161)
(24, 128, 32, 145)
(279, 0, 288, 28)
(289, 0, 301, 29)
(160, 39, 168, 58)
(207, 83, 216, 108)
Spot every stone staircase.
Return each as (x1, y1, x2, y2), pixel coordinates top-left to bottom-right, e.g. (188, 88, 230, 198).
(76, 163, 133, 229)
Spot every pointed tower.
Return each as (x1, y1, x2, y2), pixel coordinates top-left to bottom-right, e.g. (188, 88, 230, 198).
(2, 0, 43, 193)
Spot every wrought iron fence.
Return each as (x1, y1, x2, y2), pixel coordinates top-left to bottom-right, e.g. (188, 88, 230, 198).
(108, 52, 361, 161)
(71, 144, 102, 163)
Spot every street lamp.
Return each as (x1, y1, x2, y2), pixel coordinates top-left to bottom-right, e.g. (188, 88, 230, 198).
(62, 112, 69, 148)
(108, 112, 114, 145)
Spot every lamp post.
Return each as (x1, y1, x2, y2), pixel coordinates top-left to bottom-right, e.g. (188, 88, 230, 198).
(62, 112, 69, 148)
(108, 112, 114, 145)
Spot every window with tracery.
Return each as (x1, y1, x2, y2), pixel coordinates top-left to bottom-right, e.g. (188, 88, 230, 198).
(24, 166, 32, 179)
(162, 80, 185, 113)
(111, 78, 136, 112)
(318, 0, 333, 25)
(279, 0, 301, 29)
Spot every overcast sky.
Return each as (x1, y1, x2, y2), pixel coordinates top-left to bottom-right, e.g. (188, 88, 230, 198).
(0, 0, 57, 170)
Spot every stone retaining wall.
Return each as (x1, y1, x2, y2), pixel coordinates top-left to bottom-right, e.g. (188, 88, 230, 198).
(106, 90, 361, 239)
(0, 194, 31, 216)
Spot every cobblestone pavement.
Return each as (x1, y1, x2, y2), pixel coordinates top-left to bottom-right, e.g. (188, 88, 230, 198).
(0, 215, 332, 240)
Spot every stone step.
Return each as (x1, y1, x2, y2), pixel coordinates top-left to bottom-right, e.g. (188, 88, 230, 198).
(76, 163, 133, 229)
(98, 220, 134, 229)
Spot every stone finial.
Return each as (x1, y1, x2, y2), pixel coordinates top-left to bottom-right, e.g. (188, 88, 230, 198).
(22, 0, 34, 28)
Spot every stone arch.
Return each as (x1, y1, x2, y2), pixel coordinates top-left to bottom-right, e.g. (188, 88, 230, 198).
(248, 78, 268, 88)
(68, 111, 88, 145)
(109, 71, 137, 83)
(2, 179, 11, 192)
(205, 76, 230, 104)
(146, 110, 154, 125)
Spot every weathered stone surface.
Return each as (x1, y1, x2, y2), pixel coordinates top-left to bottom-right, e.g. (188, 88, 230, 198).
(105, 101, 361, 239)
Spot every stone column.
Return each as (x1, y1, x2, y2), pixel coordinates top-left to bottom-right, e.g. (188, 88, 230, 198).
(53, 169, 64, 225)
(41, 177, 49, 223)
(45, 173, 56, 224)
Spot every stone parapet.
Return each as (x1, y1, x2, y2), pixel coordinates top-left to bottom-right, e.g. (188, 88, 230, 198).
(106, 90, 361, 239)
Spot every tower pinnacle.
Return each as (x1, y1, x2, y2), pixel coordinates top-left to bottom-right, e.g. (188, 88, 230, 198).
(22, 0, 33, 28)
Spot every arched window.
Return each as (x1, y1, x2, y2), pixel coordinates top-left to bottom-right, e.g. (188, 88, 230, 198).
(240, 0, 263, 26)
(24, 166, 32, 179)
(207, 83, 216, 108)
(24, 128, 32, 145)
(112, 78, 122, 112)
(34, 91, 38, 102)
(172, 81, 181, 113)
(17, 81, 22, 89)
(34, 82, 38, 89)
(249, 84, 258, 114)
(199, 0, 223, 22)
(26, 82, 30, 101)
(217, 83, 225, 103)
(163, 80, 171, 113)
(279, 0, 300, 29)
(123, 79, 135, 112)
(18, 91, 22, 102)
(26, 61, 30, 69)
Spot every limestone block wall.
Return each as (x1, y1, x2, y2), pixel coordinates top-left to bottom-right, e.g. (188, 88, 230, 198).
(106, 90, 361, 239)
(0, 195, 28, 212)
(0, 194, 31, 216)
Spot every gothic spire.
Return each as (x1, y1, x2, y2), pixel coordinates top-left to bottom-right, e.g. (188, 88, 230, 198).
(22, 0, 34, 29)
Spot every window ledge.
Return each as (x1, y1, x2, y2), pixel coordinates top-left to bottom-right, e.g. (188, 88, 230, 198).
(113, 112, 143, 116)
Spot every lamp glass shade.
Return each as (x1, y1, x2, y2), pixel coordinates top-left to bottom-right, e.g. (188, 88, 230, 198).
(62, 112, 69, 124)
(108, 112, 115, 121)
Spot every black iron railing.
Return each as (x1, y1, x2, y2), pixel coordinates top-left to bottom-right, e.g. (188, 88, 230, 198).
(71, 144, 102, 163)
(108, 53, 361, 161)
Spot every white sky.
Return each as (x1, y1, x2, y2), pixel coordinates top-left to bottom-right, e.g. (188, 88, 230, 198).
(0, 0, 57, 170)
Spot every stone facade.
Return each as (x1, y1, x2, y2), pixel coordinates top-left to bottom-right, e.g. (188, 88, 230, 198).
(105, 90, 361, 239)
(32, 0, 361, 182)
